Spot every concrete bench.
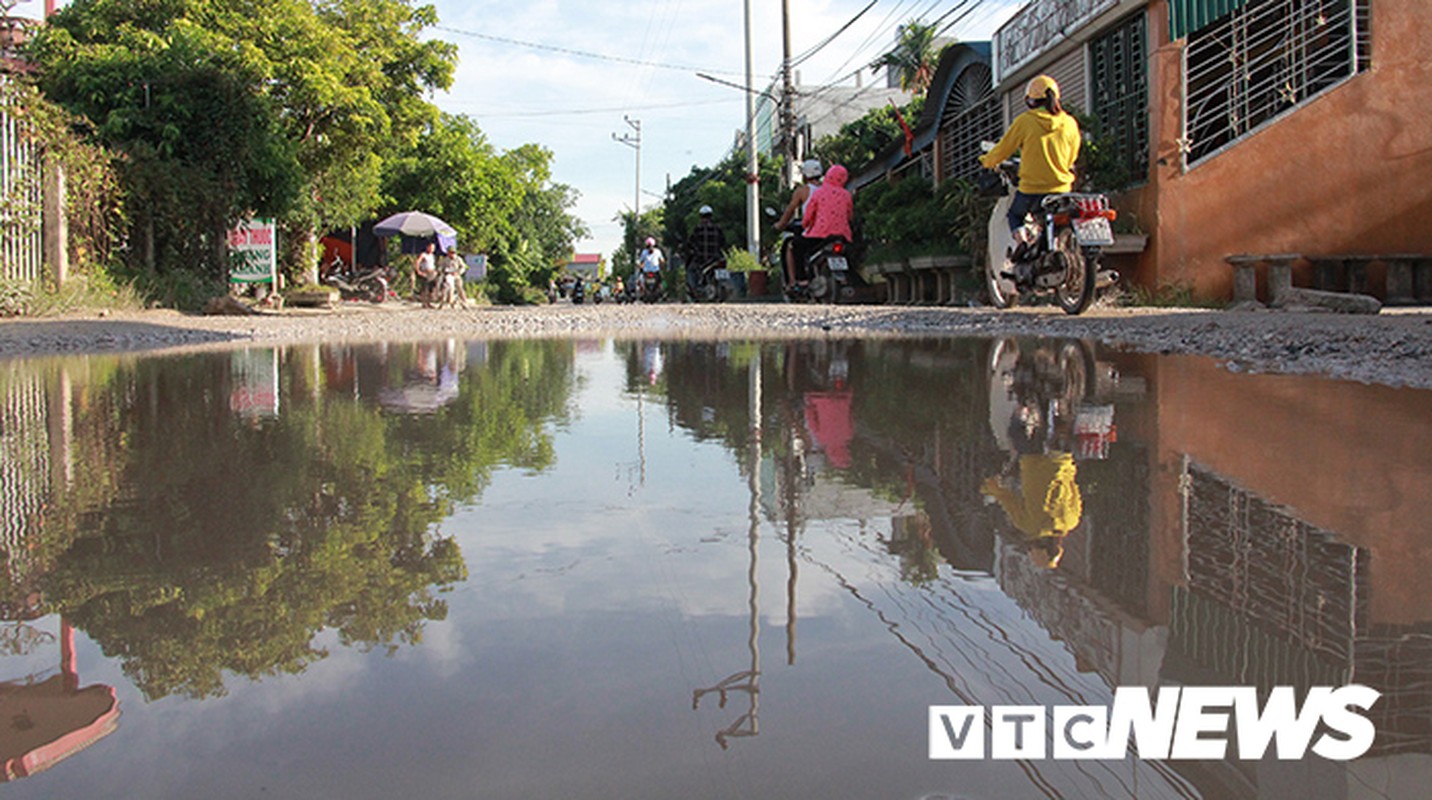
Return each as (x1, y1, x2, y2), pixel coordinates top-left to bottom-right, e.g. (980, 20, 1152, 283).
(1225, 253, 1381, 314)
(1305, 254, 1432, 307)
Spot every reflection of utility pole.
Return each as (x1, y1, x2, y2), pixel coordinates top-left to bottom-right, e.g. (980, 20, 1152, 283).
(692, 511, 761, 750)
(693, 353, 765, 748)
(612, 116, 641, 260)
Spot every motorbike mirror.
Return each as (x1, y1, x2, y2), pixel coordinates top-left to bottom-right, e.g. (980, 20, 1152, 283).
(764, 207, 778, 217)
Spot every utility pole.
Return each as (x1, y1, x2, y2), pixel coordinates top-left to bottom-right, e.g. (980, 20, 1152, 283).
(612, 116, 641, 262)
(743, 0, 760, 258)
(781, 0, 798, 188)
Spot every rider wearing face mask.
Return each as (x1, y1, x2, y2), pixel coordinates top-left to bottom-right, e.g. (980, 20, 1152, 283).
(978, 75, 1082, 242)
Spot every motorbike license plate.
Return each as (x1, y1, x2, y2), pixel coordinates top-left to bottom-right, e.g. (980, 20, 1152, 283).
(1073, 217, 1115, 246)
(827, 256, 849, 272)
(714, 268, 730, 280)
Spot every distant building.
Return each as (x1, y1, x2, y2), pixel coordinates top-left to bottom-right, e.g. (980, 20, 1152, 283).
(567, 253, 604, 280)
(753, 74, 906, 173)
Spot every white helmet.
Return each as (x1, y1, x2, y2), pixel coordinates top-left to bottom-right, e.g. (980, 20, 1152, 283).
(800, 159, 824, 179)
(698, 205, 713, 215)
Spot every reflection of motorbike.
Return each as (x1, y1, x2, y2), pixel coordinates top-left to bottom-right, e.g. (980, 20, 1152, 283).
(980, 146, 1119, 315)
(982, 338, 1112, 568)
(987, 337, 1112, 458)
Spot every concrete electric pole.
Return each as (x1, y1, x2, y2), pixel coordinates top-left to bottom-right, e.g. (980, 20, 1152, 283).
(612, 116, 641, 262)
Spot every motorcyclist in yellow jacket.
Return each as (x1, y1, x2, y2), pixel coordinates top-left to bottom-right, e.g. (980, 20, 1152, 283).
(980, 450, 1082, 568)
(978, 74, 1082, 241)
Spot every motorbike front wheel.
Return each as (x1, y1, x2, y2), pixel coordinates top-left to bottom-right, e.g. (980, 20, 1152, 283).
(1053, 228, 1095, 315)
(985, 240, 1019, 309)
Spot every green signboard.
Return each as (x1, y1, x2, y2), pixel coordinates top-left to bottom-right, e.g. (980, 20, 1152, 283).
(228, 218, 277, 284)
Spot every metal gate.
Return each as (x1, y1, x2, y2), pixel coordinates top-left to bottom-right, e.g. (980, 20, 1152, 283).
(1, 73, 43, 285)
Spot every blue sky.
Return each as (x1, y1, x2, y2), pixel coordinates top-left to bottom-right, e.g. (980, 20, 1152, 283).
(427, 1, 1024, 260)
(15, 0, 1023, 260)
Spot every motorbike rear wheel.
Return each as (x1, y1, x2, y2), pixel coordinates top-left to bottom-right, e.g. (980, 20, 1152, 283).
(1053, 228, 1095, 315)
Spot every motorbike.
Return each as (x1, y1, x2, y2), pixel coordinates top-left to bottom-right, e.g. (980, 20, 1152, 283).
(686, 256, 733, 303)
(571, 278, 586, 305)
(431, 257, 465, 308)
(324, 259, 391, 303)
(804, 236, 858, 304)
(765, 208, 863, 304)
(981, 145, 1120, 315)
(638, 270, 663, 303)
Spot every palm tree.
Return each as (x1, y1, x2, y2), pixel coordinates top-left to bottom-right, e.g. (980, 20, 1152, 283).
(870, 20, 942, 96)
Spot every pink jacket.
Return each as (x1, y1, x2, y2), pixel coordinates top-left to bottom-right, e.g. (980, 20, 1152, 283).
(802, 164, 853, 241)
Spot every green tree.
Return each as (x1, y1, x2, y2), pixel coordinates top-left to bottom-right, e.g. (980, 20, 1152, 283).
(870, 20, 943, 96)
(659, 150, 783, 270)
(30, 0, 457, 288)
(811, 97, 923, 176)
(32, 340, 575, 699)
(28, 7, 302, 291)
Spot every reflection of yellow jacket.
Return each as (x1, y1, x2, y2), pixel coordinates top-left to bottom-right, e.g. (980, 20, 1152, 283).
(982, 453, 1082, 539)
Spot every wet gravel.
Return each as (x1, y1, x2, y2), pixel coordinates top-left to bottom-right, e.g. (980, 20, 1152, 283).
(3, 300, 1431, 390)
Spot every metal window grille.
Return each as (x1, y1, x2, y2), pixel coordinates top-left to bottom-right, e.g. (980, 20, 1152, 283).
(1088, 12, 1150, 187)
(1181, 462, 1365, 673)
(1184, 0, 1372, 166)
(938, 63, 1003, 184)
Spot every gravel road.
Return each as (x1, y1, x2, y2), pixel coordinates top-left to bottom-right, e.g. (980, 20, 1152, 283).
(3, 300, 1431, 390)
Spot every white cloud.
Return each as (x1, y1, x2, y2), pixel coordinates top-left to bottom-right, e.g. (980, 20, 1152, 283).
(428, 1, 1023, 259)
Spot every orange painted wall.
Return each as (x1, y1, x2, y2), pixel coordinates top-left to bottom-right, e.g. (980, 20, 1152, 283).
(1132, 0, 1432, 302)
(1146, 355, 1432, 626)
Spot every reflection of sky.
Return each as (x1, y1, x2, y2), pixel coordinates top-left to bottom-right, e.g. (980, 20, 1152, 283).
(4, 341, 1323, 799)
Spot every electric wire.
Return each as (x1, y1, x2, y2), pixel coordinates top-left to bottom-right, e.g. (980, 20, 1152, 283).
(434, 24, 742, 75)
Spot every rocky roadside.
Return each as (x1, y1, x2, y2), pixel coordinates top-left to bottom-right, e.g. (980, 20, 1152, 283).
(2, 300, 1431, 390)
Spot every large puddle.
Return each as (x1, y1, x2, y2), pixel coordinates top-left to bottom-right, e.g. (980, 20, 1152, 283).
(1, 337, 1429, 799)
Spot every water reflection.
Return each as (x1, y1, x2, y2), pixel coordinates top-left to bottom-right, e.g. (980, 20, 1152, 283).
(0, 337, 1428, 798)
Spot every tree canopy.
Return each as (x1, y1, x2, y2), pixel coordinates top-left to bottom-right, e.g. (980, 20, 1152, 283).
(24, 0, 582, 302)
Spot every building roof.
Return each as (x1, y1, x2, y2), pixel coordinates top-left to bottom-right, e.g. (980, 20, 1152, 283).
(570, 253, 602, 265)
(851, 42, 993, 191)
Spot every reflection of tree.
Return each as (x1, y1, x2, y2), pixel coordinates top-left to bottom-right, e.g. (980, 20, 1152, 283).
(30, 341, 573, 700)
(653, 339, 999, 586)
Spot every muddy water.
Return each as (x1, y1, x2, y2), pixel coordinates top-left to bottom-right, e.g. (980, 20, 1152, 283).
(1, 337, 1429, 800)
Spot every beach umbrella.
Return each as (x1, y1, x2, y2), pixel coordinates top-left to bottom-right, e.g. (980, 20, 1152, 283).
(372, 211, 456, 239)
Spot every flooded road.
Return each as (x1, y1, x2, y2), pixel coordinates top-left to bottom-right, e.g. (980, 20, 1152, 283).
(1, 337, 1429, 799)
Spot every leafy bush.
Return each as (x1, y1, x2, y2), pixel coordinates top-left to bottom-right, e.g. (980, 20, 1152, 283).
(857, 174, 980, 264)
(723, 246, 762, 273)
(0, 279, 34, 317)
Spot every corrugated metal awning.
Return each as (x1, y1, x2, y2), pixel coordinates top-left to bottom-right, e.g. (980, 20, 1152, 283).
(1169, 0, 1255, 39)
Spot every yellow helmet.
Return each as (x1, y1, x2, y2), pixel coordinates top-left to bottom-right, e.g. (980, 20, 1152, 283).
(1025, 74, 1061, 102)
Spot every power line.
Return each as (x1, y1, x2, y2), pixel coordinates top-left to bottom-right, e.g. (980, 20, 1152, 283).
(434, 25, 743, 76)
(471, 97, 740, 119)
(789, 0, 881, 69)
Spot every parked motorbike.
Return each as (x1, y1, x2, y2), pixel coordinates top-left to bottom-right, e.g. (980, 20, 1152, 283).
(571, 277, 586, 305)
(686, 256, 733, 303)
(980, 145, 1119, 315)
(324, 260, 391, 303)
